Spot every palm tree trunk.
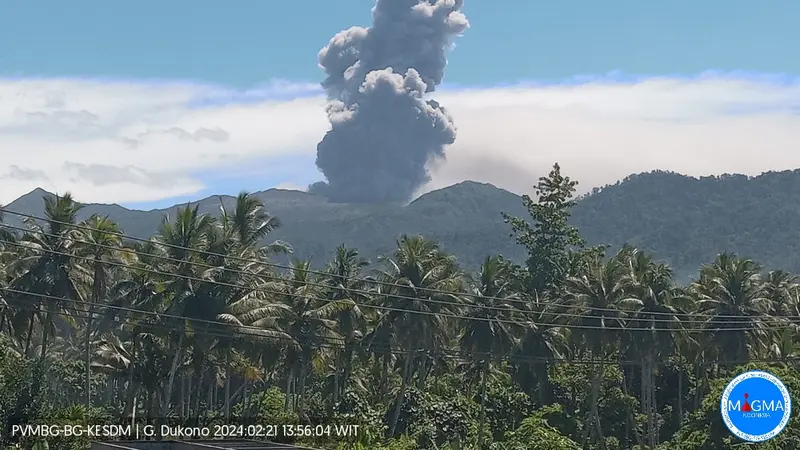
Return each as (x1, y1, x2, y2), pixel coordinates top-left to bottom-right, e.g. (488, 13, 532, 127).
(224, 351, 232, 420)
(341, 345, 354, 400)
(194, 366, 205, 415)
(226, 383, 246, 409)
(207, 381, 213, 415)
(39, 311, 52, 362)
(477, 361, 490, 449)
(677, 363, 684, 424)
(185, 373, 192, 419)
(85, 260, 103, 407)
(618, 364, 644, 448)
(640, 357, 648, 445)
(645, 354, 656, 448)
(416, 357, 427, 390)
(125, 386, 138, 428)
(380, 355, 389, 399)
(84, 306, 95, 406)
(24, 312, 35, 357)
(106, 377, 113, 404)
(180, 374, 186, 419)
(693, 362, 703, 409)
(124, 334, 138, 424)
(147, 390, 156, 418)
(537, 362, 551, 405)
(582, 352, 604, 446)
(389, 353, 414, 437)
(420, 355, 434, 388)
(298, 363, 308, 416)
(161, 332, 184, 416)
(243, 378, 250, 420)
(0, 307, 7, 334)
(284, 366, 294, 412)
(332, 362, 340, 410)
(594, 358, 606, 445)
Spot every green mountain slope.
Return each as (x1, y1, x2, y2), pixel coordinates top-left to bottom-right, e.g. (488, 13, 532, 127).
(570, 169, 800, 279)
(2, 182, 529, 271)
(6, 169, 800, 276)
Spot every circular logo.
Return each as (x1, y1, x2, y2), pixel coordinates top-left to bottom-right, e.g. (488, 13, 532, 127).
(720, 370, 792, 442)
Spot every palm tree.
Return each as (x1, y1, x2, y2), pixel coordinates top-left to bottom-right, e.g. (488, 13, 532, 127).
(12, 193, 84, 361)
(281, 260, 349, 416)
(151, 204, 215, 416)
(767, 327, 800, 362)
(74, 214, 124, 406)
(204, 193, 290, 418)
(511, 292, 568, 407)
(322, 244, 370, 406)
(219, 192, 290, 256)
(460, 255, 520, 448)
(692, 253, 772, 366)
(231, 259, 346, 417)
(374, 235, 465, 437)
(617, 247, 682, 447)
(762, 270, 799, 321)
(0, 226, 14, 335)
(564, 253, 631, 446)
(100, 241, 165, 419)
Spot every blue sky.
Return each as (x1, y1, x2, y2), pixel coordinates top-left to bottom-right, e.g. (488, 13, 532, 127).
(3, 0, 798, 85)
(1, 1, 800, 209)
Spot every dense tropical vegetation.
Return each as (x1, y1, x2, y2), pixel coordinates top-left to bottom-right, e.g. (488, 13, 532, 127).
(1, 163, 799, 450)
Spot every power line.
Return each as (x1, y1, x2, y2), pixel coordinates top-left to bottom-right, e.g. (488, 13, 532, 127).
(0, 208, 788, 319)
(0, 222, 772, 326)
(0, 240, 791, 333)
(0, 303, 626, 367)
(0, 242, 561, 331)
(0, 216, 575, 317)
(0, 217, 796, 324)
(3, 300, 798, 369)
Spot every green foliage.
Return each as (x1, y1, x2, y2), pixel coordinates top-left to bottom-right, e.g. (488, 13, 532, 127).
(503, 163, 588, 293)
(336, 434, 419, 450)
(570, 170, 800, 278)
(30, 405, 114, 450)
(47, 359, 105, 410)
(0, 343, 47, 448)
(6, 167, 800, 450)
(333, 389, 387, 436)
(549, 364, 638, 439)
(659, 365, 800, 450)
(389, 387, 476, 448)
(481, 376, 535, 442)
(235, 386, 299, 426)
(490, 416, 582, 450)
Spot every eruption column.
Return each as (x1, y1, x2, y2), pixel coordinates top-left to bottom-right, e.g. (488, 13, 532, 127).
(309, 0, 469, 203)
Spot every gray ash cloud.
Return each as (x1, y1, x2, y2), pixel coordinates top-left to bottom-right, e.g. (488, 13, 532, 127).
(308, 0, 469, 203)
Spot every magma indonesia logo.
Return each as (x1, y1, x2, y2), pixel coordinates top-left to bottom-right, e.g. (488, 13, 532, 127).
(720, 370, 792, 442)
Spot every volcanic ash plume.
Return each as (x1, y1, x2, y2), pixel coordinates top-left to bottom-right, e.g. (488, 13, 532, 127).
(308, 0, 469, 203)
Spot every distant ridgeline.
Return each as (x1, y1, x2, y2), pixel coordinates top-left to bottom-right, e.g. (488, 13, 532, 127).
(7, 169, 800, 278)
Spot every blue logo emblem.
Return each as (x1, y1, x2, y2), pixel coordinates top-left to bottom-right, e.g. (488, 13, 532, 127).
(720, 370, 791, 442)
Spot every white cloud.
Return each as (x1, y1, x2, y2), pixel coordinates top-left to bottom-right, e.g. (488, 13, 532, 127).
(1, 74, 799, 205)
(273, 182, 308, 191)
(0, 78, 327, 204)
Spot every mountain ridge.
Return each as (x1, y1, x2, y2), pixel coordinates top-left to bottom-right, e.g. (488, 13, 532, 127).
(6, 169, 800, 277)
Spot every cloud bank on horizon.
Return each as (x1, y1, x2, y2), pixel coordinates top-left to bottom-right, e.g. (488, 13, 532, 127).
(1, 72, 800, 206)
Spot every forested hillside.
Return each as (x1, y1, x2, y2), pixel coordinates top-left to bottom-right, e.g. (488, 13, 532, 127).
(1, 164, 800, 450)
(571, 169, 800, 280)
(8, 168, 800, 279)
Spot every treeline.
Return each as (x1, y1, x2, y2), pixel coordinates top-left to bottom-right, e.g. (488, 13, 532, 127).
(1, 164, 799, 450)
